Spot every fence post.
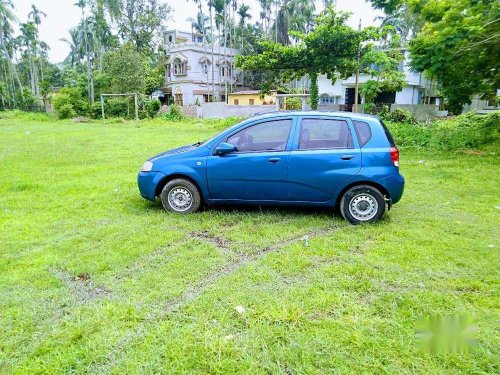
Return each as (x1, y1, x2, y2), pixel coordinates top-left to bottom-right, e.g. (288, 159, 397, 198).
(134, 93, 139, 121)
(100, 95, 105, 119)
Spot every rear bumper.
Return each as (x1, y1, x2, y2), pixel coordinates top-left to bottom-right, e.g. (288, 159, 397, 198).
(137, 171, 166, 201)
(378, 173, 405, 205)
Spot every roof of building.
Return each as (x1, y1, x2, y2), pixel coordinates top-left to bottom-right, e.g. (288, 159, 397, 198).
(228, 90, 267, 95)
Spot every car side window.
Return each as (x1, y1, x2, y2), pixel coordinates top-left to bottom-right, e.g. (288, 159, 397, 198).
(353, 120, 372, 148)
(227, 119, 293, 152)
(299, 118, 353, 150)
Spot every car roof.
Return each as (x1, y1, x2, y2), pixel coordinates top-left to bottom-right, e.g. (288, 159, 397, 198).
(248, 110, 381, 123)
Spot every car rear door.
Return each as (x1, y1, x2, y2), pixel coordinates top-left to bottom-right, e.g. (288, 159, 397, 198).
(207, 117, 295, 202)
(287, 116, 361, 203)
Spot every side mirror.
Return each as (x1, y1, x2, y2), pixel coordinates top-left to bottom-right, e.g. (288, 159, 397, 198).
(215, 142, 237, 155)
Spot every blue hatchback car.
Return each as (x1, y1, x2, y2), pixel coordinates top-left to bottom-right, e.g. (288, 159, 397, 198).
(138, 111, 404, 224)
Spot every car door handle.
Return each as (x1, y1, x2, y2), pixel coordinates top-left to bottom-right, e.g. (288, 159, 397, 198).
(340, 155, 355, 160)
(268, 157, 281, 163)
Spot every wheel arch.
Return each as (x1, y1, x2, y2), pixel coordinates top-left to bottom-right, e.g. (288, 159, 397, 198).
(155, 173, 205, 200)
(335, 180, 390, 208)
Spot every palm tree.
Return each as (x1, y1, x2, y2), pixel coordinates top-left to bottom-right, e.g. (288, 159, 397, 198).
(19, 21, 39, 96)
(28, 5, 46, 83)
(273, 0, 315, 45)
(375, 5, 420, 45)
(0, 0, 24, 101)
(60, 27, 85, 67)
(258, 0, 273, 36)
(91, 0, 121, 72)
(28, 5, 46, 25)
(0, 0, 23, 98)
(187, 10, 210, 36)
(75, 0, 94, 103)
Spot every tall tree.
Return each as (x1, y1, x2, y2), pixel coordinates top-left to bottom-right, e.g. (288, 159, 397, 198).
(236, 8, 392, 110)
(273, 0, 316, 45)
(118, 0, 171, 52)
(75, 0, 94, 103)
(187, 10, 210, 35)
(0, 0, 23, 102)
(371, 0, 500, 113)
(91, 0, 121, 72)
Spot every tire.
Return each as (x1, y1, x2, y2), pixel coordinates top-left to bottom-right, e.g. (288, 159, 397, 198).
(340, 185, 386, 224)
(160, 178, 202, 213)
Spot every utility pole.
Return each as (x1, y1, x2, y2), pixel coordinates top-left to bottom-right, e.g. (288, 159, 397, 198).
(353, 18, 361, 113)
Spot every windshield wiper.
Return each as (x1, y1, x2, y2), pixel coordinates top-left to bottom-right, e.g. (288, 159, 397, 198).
(192, 140, 205, 147)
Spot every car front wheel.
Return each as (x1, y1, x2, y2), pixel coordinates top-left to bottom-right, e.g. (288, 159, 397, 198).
(340, 185, 386, 224)
(160, 178, 202, 213)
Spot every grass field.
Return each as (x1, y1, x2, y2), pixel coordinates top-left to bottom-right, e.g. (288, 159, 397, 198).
(0, 113, 499, 374)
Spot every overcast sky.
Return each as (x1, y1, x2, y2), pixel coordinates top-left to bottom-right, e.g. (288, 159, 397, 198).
(13, 0, 383, 63)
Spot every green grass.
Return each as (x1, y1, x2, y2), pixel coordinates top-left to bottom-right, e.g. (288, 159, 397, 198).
(0, 113, 499, 374)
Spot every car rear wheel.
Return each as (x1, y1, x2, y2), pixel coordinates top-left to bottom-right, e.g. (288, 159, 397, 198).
(160, 178, 202, 213)
(340, 185, 386, 224)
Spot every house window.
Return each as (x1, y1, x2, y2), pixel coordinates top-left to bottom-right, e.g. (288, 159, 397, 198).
(320, 96, 336, 105)
(173, 58, 186, 76)
(234, 99, 239, 105)
(203, 94, 212, 103)
(221, 64, 232, 77)
(202, 63, 208, 75)
(249, 99, 254, 105)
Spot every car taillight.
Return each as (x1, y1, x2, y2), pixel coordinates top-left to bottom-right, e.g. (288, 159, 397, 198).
(390, 147, 399, 167)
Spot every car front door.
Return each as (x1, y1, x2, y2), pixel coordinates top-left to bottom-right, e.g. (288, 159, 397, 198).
(288, 116, 362, 202)
(207, 117, 294, 202)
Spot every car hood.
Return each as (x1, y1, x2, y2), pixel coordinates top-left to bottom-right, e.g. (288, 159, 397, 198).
(149, 144, 198, 160)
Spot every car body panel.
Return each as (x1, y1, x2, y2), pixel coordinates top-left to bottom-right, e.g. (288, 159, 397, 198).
(137, 111, 405, 210)
(287, 115, 362, 202)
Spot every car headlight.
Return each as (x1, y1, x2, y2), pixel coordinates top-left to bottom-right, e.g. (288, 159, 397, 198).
(140, 161, 153, 172)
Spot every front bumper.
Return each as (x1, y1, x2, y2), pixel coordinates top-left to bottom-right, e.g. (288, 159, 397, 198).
(137, 171, 166, 201)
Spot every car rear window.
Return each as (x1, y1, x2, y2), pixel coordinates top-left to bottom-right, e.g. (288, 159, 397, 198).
(353, 120, 372, 148)
(380, 120, 396, 147)
(299, 118, 353, 150)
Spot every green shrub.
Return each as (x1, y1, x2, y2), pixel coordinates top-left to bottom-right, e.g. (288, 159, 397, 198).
(143, 98, 161, 118)
(385, 121, 432, 148)
(105, 98, 129, 117)
(285, 97, 302, 110)
(161, 105, 184, 121)
(361, 103, 376, 114)
(385, 112, 499, 150)
(89, 102, 103, 119)
(385, 108, 415, 123)
(53, 88, 89, 118)
(56, 104, 77, 119)
(431, 112, 500, 150)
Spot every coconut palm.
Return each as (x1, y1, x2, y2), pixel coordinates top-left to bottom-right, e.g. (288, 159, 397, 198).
(0, 0, 23, 98)
(187, 10, 210, 36)
(19, 21, 39, 95)
(74, 0, 94, 103)
(375, 5, 420, 45)
(60, 27, 85, 67)
(273, 0, 315, 45)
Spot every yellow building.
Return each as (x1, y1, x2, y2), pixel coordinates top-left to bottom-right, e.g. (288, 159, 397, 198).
(227, 90, 277, 106)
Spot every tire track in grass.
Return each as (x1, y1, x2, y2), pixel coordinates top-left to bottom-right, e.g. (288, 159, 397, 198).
(88, 223, 347, 374)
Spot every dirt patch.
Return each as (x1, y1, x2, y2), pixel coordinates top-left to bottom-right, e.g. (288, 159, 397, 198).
(49, 267, 111, 303)
(190, 231, 233, 253)
(88, 224, 345, 373)
(165, 224, 343, 312)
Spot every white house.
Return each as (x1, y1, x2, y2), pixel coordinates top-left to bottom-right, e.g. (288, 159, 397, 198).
(310, 50, 435, 111)
(162, 30, 238, 106)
